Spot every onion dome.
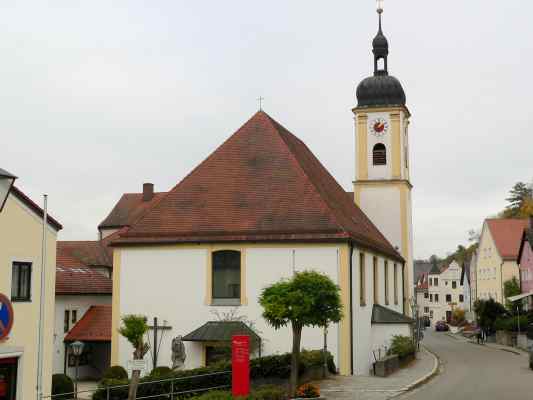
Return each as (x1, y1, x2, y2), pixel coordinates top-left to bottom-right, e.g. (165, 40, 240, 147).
(356, 5, 406, 108)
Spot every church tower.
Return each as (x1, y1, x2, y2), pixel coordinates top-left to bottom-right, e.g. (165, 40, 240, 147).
(353, 1, 414, 312)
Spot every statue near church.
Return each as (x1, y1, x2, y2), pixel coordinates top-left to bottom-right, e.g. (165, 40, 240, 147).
(171, 336, 186, 369)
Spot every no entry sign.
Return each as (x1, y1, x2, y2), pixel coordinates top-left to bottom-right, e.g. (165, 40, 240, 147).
(232, 335, 250, 397)
(0, 294, 14, 341)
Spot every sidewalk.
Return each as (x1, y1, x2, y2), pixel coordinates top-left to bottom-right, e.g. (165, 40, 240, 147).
(446, 332, 531, 357)
(319, 348, 438, 400)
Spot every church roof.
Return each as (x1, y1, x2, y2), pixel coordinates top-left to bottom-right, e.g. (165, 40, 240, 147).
(112, 111, 403, 262)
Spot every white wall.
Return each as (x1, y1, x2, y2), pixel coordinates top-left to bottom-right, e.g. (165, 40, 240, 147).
(53, 295, 111, 377)
(428, 261, 465, 324)
(118, 246, 341, 372)
(351, 250, 405, 375)
(370, 324, 411, 359)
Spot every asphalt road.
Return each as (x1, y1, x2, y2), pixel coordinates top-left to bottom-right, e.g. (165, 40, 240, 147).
(398, 330, 532, 400)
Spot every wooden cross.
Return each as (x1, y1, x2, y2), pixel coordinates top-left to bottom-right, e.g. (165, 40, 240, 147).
(147, 317, 172, 370)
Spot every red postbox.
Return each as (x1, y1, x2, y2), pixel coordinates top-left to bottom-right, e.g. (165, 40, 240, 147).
(231, 335, 250, 397)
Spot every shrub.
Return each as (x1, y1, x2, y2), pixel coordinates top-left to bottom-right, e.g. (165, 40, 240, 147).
(450, 309, 465, 327)
(52, 374, 74, 400)
(295, 383, 320, 398)
(388, 335, 415, 358)
(250, 385, 286, 400)
(494, 316, 529, 332)
(102, 365, 128, 381)
(93, 349, 331, 400)
(193, 390, 233, 400)
(149, 366, 173, 378)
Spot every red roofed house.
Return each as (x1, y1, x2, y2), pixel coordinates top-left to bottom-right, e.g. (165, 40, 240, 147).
(53, 241, 113, 380)
(474, 218, 529, 303)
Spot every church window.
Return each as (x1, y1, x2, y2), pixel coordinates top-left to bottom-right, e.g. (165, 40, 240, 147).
(359, 253, 366, 306)
(212, 250, 241, 305)
(372, 144, 386, 165)
(393, 263, 398, 305)
(384, 261, 389, 305)
(373, 257, 379, 304)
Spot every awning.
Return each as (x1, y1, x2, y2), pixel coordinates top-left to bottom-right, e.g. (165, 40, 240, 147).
(64, 305, 111, 342)
(507, 291, 533, 303)
(182, 321, 260, 344)
(371, 304, 415, 324)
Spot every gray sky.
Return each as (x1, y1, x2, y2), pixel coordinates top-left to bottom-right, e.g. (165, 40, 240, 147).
(3, 1, 532, 259)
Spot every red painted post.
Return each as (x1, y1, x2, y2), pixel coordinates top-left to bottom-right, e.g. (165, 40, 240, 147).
(232, 335, 250, 397)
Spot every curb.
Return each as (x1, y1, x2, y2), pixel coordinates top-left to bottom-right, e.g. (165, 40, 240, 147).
(397, 347, 440, 394)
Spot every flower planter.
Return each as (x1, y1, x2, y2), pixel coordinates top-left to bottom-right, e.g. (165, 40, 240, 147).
(373, 354, 399, 377)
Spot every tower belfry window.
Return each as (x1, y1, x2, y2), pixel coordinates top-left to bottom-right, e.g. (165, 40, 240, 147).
(373, 143, 386, 165)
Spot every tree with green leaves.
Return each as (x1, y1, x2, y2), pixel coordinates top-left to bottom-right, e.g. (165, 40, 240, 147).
(119, 314, 150, 400)
(473, 298, 507, 335)
(503, 277, 521, 312)
(259, 270, 343, 397)
(502, 181, 533, 218)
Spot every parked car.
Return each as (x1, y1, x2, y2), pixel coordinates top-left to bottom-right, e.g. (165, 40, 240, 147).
(435, 321, 449, 332)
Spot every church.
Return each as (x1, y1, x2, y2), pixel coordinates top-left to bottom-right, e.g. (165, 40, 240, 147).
(109, 5, 414, 376)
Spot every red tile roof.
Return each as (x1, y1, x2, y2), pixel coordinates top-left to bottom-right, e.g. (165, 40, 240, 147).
(98, 192, 166, 229)
(10, 186, 62, 231)
(486, 218, 529, 260)
(57, 241, 112, 269)
(56, 266, 112, 295)
(113, 111, 402, 261)
(64, 305, 111, 342)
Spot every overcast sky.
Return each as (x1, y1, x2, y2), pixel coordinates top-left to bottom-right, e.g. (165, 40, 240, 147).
(3, 1, 532, 259)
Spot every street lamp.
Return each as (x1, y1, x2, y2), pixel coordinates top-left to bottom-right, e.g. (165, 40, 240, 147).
(0, 168, 16, 213)
(71, 341, 85, 399)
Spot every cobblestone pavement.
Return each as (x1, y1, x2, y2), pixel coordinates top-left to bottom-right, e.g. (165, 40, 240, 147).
(319, 347, 437, 400)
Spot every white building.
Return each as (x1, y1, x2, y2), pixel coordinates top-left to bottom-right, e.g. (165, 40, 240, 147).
(427, 261, 466, 324)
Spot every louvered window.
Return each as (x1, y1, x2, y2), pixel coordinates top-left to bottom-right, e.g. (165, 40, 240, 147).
(373, 143, 386, 165)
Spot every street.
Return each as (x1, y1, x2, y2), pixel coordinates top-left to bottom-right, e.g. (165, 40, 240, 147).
(399, 330, 533, 400)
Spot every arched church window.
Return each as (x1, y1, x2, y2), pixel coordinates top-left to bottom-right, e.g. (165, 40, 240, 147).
(212, 250, 241, 305)
(372, 143, 386, 165)
(377, 57, 385, 71)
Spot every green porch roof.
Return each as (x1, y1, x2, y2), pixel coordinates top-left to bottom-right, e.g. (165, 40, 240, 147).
(371, 304, 415, 324)
(182, 321, 261, 343)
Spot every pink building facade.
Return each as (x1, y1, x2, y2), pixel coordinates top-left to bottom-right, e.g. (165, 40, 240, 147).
(517, 220, 533, 299)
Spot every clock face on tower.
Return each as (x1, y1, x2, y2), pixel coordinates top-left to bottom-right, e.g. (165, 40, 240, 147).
(369, 117, 389, 137)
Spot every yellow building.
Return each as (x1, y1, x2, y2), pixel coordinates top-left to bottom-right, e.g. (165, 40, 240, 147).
(475, 218, 527, 303)
(0, 183, 62, 400)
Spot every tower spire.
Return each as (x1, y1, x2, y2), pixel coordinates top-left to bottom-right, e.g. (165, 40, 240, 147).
(372, 0, 388, 76)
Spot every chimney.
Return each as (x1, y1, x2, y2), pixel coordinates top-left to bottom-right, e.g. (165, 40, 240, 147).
(143, 183, 154, 202)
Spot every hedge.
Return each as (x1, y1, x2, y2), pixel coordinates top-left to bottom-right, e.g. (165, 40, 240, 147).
(52, 374, 74, 400)
(494, 316, 529, 332)
(92, 350, 334, 400)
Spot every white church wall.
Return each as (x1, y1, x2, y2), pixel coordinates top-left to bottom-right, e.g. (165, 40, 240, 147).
(117, 245, 341, 373)
(351, 250, 405, 375)
(359, 187, 402, 253)
(370, 324, 411, 359)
